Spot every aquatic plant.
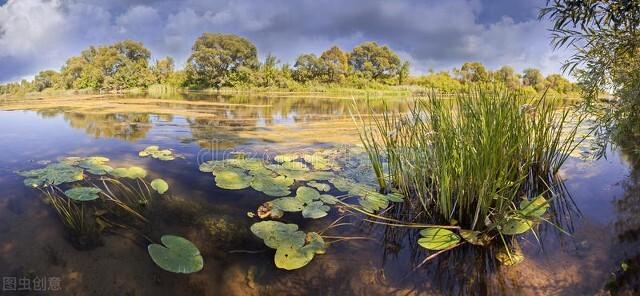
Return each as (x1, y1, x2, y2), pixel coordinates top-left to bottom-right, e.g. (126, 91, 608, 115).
(355, 86, 579, 262)
(148, 235, 204, 274)
(64, 187, 103, 201)
(19, 163, 84, 187)
(110, 166, 147, 179)
(139, 145, 175, 161)
(250, 221, 325, 270)
(150, 178, 169, 194)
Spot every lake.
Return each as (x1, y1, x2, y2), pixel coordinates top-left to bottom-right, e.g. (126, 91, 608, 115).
(0, 93, 637, 295)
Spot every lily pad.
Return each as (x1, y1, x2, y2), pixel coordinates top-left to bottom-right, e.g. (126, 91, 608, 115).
(150, 179, 169, 194)
(250, 175, 293, 197)
(302, 201, 330, 219)
(307, 181, 331, 192)
(213, 167, 252, 190)
(199, 160, 222, 173)
(274, 153, 299, 163)
(271, 197, 305, 212)
(77, 156, 113, 175)
(250, 221, 305, 249)
(64, 187, 103, 201)
(19, 163, 84, 187)
(418, 228, 461, 250)
(499, 218, 534, 235)
(281, 161, 309, 171)
(295, 186, 320, 203)
(110, 166, 147, 179)
(519, 196, 549, 218)
(319, 194, 339, 205)
(139, 146, 175, 161)
(147, 235, 204, 274)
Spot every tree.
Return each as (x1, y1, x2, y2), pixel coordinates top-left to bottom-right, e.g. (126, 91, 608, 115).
(415, 71, 462, 93)
(349, 42, 402, 80)
(398, 61, 410, 85)
(33, 70, 60, 91)
(545, 74, 577, 94)
(185, 33, 258, 89)
(152, 57, 175, 84)
(522, 68, 546, 91)
(457, 62, 489, 83)
(293, 54, 322, 83)
(494, 65, 520, 89)
(319, 46, 349, 83)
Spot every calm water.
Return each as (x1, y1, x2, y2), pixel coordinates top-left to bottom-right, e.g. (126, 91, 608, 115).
(0, 93, 638, 295)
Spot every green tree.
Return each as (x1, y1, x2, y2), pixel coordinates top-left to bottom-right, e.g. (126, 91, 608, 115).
(493, 65, 520, 89)
(152, 57, 175, 84)
(415, 71, 462, 93)
(545, 74, 577, 94)
(349, 42, 402, 80)
(33, 70, 60, 91)
(293, 54, 322, 83)
(185, 33, 258, 89)
(398, 61, 410, 85)
(319, 46, 349, 83)
(456, 62, 489, 83)
(522, 68, 546, 91)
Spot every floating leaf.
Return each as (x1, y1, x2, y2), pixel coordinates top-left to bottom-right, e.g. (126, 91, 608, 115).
(519, 196, 549, 218)
(19, 163, 84, 187)
(271, 197, 305, 212)
(250, 175, 292, 197)
(257, 202, 284, 219)
(251, 221, 325, 270)
(139, 146, 175, 161)
(147, 235, 204, 274)
(78, 156, 112, 175)
(418, 228, 461, 250)
(110, 166, 147, 179)
(500, 218, 533, 235)
(250, 221, 305, 249)
(64, 187, 102, 201)
(295, 186, 320, 203)
(307, 181, 331, 192)
(150, 179, 169, 194)
(199, 161, 221, 173)
(319, 194, 338, 205)
(281, 161, 309, 171)
(302, 201, 330, 219)
(213, 167, 252, 190)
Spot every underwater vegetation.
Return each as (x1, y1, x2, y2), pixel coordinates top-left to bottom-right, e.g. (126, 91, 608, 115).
(355, 86, 582, 263)
(17, 155, 205, 274)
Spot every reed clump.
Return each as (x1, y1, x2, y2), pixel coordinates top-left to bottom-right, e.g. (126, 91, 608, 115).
(356, 86, 581, 231)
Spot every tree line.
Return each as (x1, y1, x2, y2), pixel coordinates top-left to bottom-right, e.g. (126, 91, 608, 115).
(0, 32, 577, 96)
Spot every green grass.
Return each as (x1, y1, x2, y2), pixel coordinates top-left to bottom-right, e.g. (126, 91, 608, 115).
(355, 86, 581, 231)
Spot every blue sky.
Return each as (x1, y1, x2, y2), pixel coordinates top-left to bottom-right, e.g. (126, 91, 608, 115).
(0, 0, 569, 82)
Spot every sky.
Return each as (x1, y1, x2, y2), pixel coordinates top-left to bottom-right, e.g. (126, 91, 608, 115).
(0, 0, 571, 83)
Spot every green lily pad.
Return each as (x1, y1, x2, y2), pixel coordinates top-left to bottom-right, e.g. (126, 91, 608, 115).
(64, 187, 103, 201)
(307, 181, 331, 192)
(199, 161, 222, 173)
(519, 196, 549, 218)
(150, 179, 169, 194)
(251, 221, 325, 270)
(500, 218, 534, 235)
(110, 166, 147, 179)
(147, 235, 204, 274)
(271, 197, 305, 212)
(319, 194, 339, 205)
(302, 201, 330, 219)
(281, 161, 309, 171)
(19, 163, 84, 187)
(213, 167, 252, 190)
(139, 146, 175, 161)
(295, 186, 320, 203)
(250, 175, 293, 197)
(418, 228, 461, 250)
(78, 156, 112, 175)
(250, 221, 305, 249)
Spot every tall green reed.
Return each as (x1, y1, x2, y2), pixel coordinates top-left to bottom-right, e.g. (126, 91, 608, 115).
(355, 86, 581, 231)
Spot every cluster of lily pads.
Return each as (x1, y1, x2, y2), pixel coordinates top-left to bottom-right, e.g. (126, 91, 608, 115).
(17, 155, 207, 274)
(197, 149, 405, 269)
(139, 145, 176, 161)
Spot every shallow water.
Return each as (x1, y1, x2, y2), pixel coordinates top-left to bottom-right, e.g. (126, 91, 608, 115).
(0, 93, 638, 295)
